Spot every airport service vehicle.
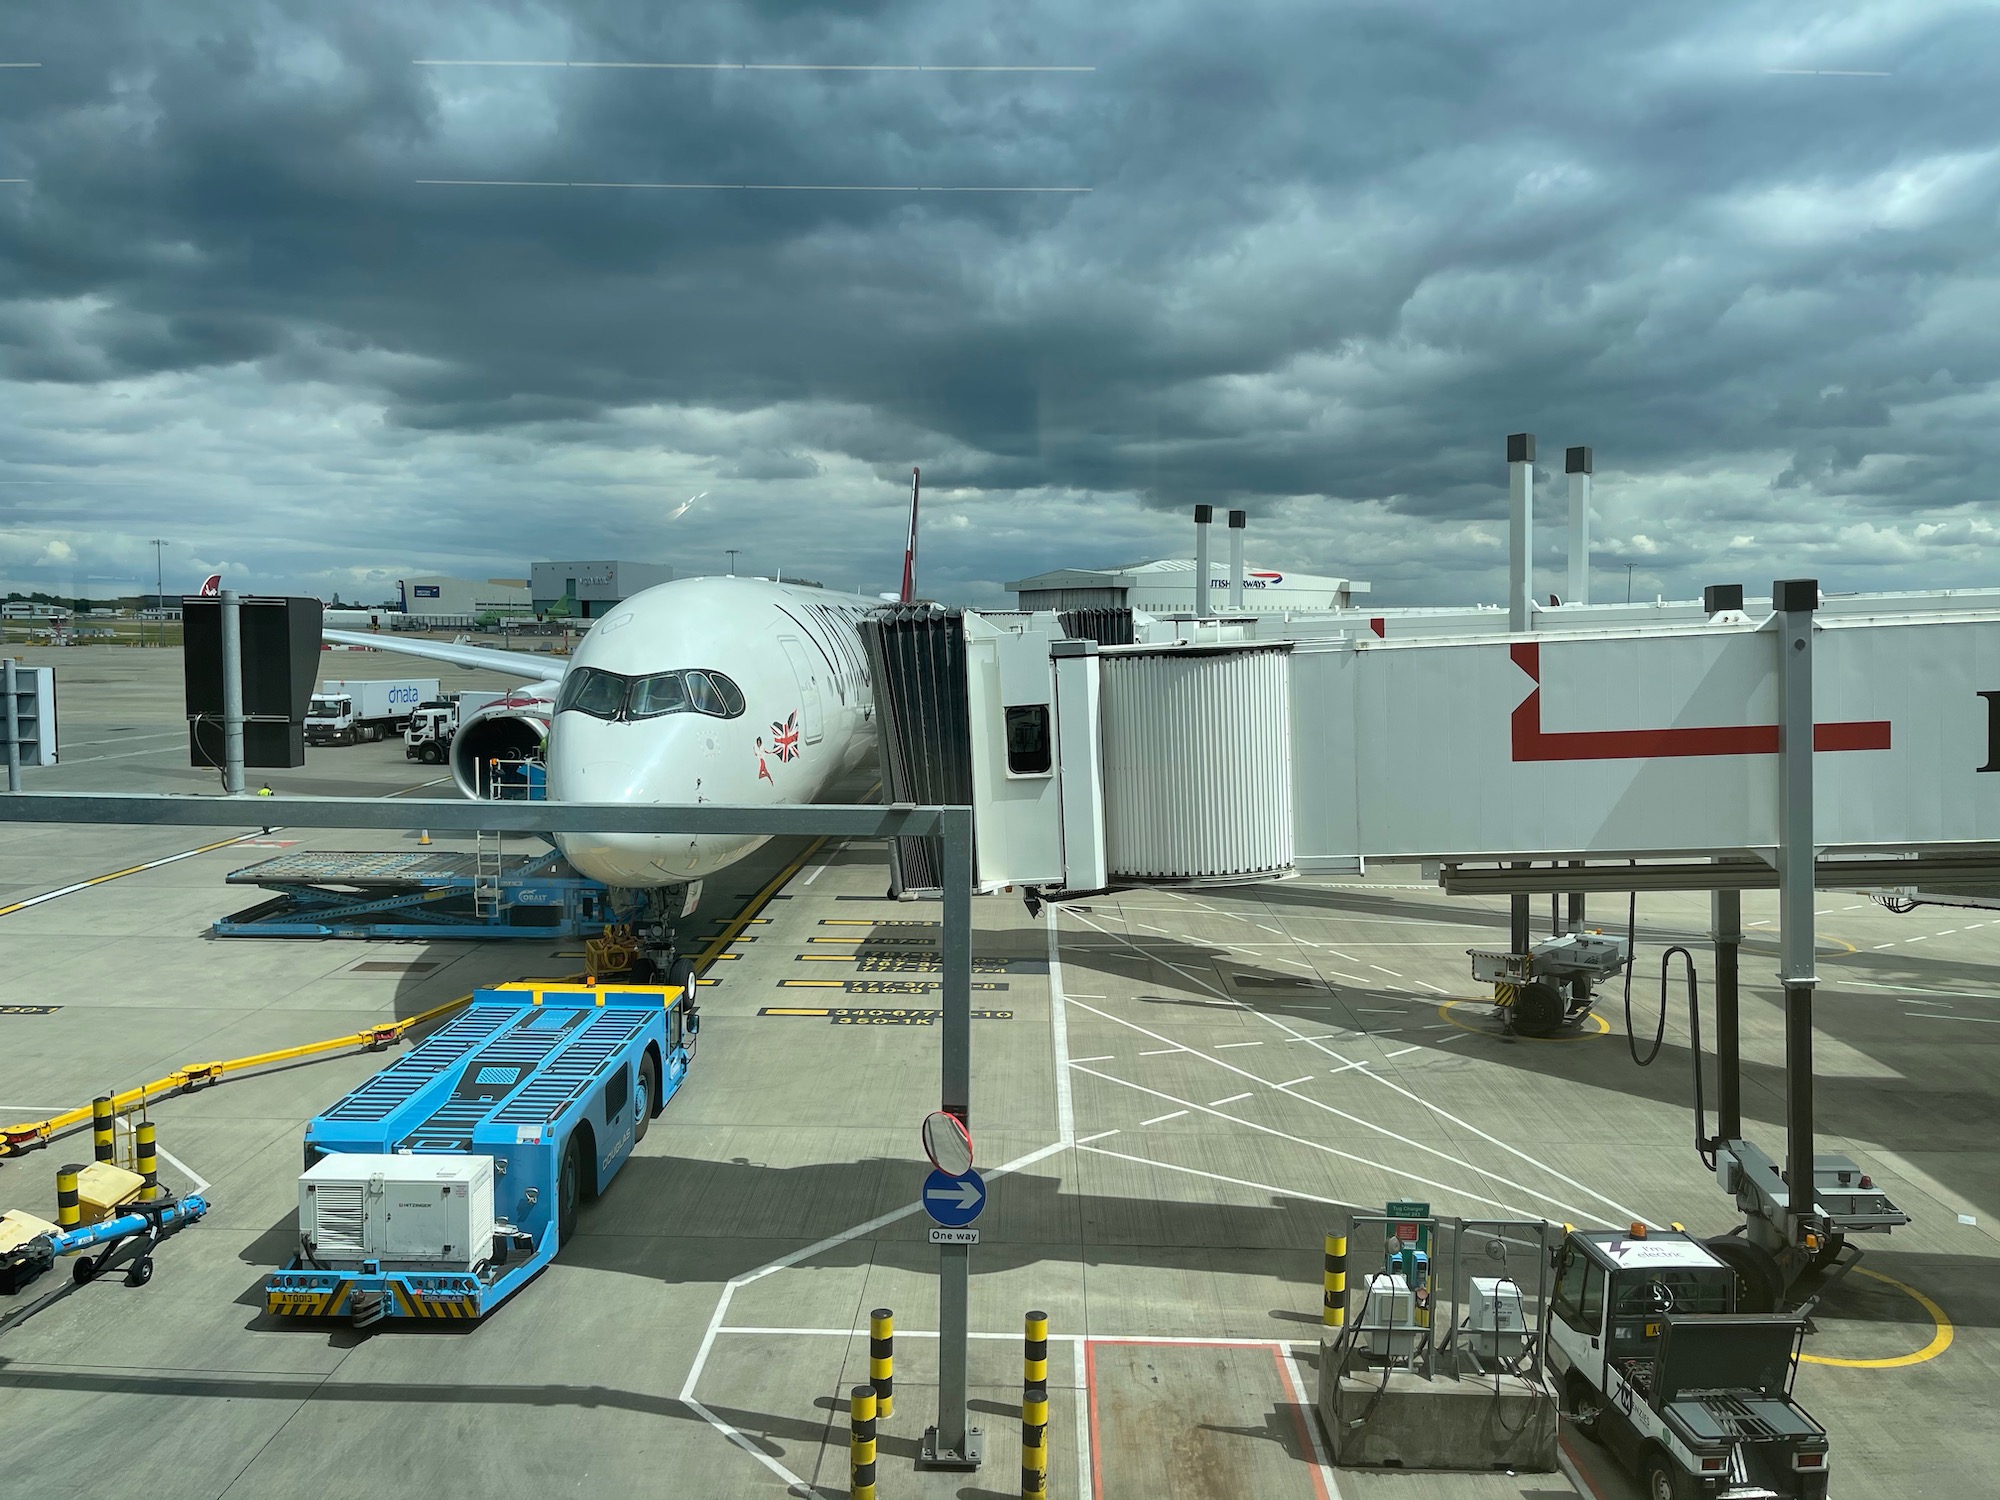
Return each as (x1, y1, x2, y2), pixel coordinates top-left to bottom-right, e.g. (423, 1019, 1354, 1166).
(306, 677, 438, 746)
(403, 692, 505, 764)
(1549, 1227, 1829, 1500)
(265, 981, 695, 1326)
(1468, 930, 1630, 1037)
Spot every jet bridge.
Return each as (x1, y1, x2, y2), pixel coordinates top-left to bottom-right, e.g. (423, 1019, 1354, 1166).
(214, 848, 612, 940)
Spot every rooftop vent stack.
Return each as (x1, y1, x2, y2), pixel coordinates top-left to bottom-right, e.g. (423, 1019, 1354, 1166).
(1566, 446, 1592, 607)
(1193, 505, 1214, 616)
(1507, 433, 1535, 633)
(1227, 510, 1247, 609)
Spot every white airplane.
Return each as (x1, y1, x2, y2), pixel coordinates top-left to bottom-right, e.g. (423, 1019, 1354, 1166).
(325, 575, 886, 979)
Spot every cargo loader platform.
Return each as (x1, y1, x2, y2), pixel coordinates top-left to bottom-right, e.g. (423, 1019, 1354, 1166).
(213, 849, 613, 940)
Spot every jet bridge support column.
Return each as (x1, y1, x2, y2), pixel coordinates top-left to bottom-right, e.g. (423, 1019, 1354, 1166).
(220, 590, 246, 796)
(1507, 436, 1535, 961)
(1712, 884, 1742, 1140)
(1775, 580, 1819, 1240)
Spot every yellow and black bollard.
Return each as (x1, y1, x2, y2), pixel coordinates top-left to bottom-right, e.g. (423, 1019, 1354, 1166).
(869, 1307, 894, 1418)
(1323, 1233, 1347, 1330)
(1022, 1309, 1049, 1498)
(849, 1384, 878, 1500)
(92, 1095, 115, 1164)
(56, 1164, 82, 1229)
(136, 1119, 159, 1201)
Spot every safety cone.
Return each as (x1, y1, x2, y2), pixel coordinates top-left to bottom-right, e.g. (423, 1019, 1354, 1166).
(418, 829, 431, 845)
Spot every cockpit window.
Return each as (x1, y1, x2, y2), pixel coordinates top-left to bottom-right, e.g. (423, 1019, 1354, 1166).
(555, 666, 746, 722)
(627, 672, 687, 720)
(557, 667, 626, 721)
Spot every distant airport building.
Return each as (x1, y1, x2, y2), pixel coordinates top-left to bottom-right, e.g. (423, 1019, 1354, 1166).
(530, 560, 675, 620)
(1006, 558, 1369, 615)
(399, 577, 534, 624)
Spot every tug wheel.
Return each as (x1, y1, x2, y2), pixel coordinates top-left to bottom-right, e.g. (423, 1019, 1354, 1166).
(1511, 982, 1565, 1038)
(1705, 1235, 1784, 1313)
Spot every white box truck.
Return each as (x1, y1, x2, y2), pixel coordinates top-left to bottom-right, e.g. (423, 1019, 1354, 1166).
(402, 690, 507, 763)
(307, 677, 438, 746)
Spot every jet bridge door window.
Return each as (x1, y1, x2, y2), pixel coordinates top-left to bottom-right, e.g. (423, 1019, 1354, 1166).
(1004, 704, 1054, 776)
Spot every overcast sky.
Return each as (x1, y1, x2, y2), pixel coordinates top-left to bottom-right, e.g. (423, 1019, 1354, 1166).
(1, 1, 1994, 607)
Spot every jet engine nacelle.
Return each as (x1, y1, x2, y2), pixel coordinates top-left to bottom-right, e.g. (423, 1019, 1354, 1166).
(450, 693, 554, 800)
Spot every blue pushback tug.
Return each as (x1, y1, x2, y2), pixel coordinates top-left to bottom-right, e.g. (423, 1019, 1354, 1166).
(265, 981, 695, 1326)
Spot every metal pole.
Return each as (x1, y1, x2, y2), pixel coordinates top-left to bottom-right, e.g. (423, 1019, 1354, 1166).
(1712, 884, 1742, 1140)
(1227, 509, 1246, 611)
(219, 589, 245, 795)
(1507, 434, 1534, 633)
(924, 803, 980, 1469)
(3, 657, 19, 792)
(1565, 446, 1592, 606)
(1511, 864, 1530, 956)
(1193, 505, 1213, 617)
(1774, 580, 1818, 1240)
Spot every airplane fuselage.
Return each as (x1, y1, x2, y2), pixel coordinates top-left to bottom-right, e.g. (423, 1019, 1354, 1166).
(543, 577, 879, 886)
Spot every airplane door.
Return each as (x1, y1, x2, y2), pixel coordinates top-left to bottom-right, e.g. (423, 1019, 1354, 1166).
(779, 637, 824, 743)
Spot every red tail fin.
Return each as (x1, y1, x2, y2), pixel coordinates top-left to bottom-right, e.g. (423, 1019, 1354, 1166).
(899, 466, 921, 603)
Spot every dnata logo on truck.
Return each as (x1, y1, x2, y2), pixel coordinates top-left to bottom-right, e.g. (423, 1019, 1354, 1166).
(388, 685, 421, 705)
(1209, 571, 1284, 589)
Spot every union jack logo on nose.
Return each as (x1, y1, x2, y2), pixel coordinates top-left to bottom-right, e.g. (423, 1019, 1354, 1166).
(771, 712, 801, 762)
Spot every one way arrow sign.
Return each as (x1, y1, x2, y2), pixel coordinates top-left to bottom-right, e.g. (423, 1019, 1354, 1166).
(922, 1167, 986, 1227)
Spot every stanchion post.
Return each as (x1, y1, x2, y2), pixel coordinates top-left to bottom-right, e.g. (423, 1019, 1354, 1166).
(1022, 1310, 1049, 1499)
(56, 1163, 81, 1229)
(136, 1119, 159, 1201)
(92, 1095, 114, 1163)
(870, 1307, 895, 1418)
(1323, 1233, 1347, 1330)
(850, 1384, 878, 1500)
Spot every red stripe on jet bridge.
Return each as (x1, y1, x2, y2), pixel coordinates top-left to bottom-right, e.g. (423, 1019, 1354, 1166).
(1507, 641, 1891, 763)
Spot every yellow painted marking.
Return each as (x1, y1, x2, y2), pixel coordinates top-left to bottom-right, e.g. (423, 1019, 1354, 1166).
(765, 1007, 833, 1016)
(684, 837, 824, 981)
(778, 980, 848, 989)
(1437, 999, 1609, 1042)
(821, 918, 937, 926)
(1800, 1267, 1953, 1369)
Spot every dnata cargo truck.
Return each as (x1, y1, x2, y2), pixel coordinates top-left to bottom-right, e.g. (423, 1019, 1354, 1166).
(307, 678, 439, 746)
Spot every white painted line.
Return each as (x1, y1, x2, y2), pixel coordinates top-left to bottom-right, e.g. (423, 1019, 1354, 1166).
(1413, 980, 1450, 994)
(1907, 935, 1929, 943)
(1873, 943, 1896, 949)
(1907, 1013, 2000, 1025)
(1071, 1055, 1117, 1064)
(1067, 993, 1107, 999)
(1208, 1092, 1253, 1107)
(1842, 980, 2000, 1001)
(1140, 1109, 1190, 1127)
(1062, 913, 1634, 1228)
(1074, 1329, 1093, 1500)
(1070, 1066, 1536, 1219)
(1280, 1344, 1346, 1500)
(1370, 965, 1403, 977)
(1075, 1129, 1121, 1145)
(1214, 1041, 1264, 1049)
(1384, 1046, 1421, 1059)
(0, 830, 266, 919)
(1937, 929, 1957, 936)
(1078, 1143, 1360, 1210)
(1276, 1076, 1316, 1089)
(1047, 907, 1075, 1147)
(1371, 1028, 1404, 1036)
(1430, 1031, 1470, 1046)
(1140, 1046, 1188, 1057)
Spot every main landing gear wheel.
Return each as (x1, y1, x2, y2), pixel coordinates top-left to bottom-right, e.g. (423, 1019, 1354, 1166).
(1511, 981, 1565, 1038)
(634, 1051, 659, 1143)
(1705, 1234, 1784, 1313)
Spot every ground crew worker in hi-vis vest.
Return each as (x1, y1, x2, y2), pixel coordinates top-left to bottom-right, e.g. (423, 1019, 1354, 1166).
(257, 782, 274, 834)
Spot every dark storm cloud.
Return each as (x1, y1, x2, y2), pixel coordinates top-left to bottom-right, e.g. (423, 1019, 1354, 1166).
(1, 0, 1998, 604)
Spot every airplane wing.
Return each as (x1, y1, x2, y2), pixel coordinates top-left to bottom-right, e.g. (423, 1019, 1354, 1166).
(323, 628, 566, 681)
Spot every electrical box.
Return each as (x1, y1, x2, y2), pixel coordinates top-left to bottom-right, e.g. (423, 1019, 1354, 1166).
(1357, 1272, 1419, 1360)
(1464, 1277, 1527, 1360)
(299, 1153, 495, 1271)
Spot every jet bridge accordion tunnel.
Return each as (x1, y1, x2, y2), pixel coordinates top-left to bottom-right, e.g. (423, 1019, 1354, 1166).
(859, 606, 1295, 899)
